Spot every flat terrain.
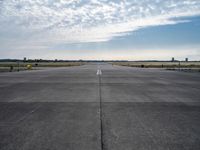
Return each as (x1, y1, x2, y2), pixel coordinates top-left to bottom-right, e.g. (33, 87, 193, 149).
(113, 61, 200, 69)
(0, 63, 200, 150)
(0, 61, 84, 72)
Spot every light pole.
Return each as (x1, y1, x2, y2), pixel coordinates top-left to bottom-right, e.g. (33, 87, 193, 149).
(17, 60, 20, 72)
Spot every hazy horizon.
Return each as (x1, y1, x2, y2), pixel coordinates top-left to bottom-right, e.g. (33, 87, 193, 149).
(0, 0, 200, 60)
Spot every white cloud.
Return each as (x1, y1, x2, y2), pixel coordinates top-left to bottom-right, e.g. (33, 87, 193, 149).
(0, 0, 200, 44)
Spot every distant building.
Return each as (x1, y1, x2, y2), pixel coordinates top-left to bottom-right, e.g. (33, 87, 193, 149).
(185, 58, 188, 62)
(172, 57, 175, 62)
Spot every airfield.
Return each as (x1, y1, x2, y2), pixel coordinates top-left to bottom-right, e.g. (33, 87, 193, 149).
(0, 63, 200, 150)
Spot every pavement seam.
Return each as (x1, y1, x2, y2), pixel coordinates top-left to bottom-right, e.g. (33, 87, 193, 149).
(98, 73, 104, 150)
(15, 105, 41, 124)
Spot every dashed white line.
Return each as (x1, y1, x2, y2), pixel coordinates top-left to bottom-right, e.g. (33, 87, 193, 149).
(97, 69, 102, 75)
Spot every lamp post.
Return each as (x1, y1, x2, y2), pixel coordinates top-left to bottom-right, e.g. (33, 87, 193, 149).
(17, 60, 20, 72)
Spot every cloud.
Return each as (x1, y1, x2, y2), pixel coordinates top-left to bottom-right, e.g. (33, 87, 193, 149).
(0, 0, 200, 44)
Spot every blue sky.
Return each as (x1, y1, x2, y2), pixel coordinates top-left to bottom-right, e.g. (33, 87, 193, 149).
(0, 0, 200, 60)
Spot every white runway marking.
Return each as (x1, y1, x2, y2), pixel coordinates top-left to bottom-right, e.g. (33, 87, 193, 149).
(97, 69, 102, 75)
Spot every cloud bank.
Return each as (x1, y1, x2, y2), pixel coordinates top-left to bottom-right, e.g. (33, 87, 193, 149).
(1, 0, 200, 44)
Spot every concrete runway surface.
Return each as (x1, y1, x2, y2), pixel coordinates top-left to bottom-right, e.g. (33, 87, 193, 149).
(0, 63, 200, 150)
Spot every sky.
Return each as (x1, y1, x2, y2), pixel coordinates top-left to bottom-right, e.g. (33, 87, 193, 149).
(0, 0, 200, 60)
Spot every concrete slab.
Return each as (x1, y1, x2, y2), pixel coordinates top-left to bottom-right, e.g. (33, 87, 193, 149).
(0, 63, 200, 150)
(102, 102, 200, 150)
(0, 102, 101, 150)
(0, 83, 99, 102)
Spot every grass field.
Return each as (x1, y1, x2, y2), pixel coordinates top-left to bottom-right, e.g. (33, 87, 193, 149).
(0, 62, 85, 72)
(112, 61, 200, 71)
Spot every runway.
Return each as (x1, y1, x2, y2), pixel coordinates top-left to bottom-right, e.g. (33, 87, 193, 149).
(0, 63, 200, 150)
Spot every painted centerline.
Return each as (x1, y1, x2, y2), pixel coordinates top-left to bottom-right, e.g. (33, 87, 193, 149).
(97, 69, 102, 75)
